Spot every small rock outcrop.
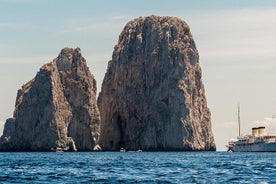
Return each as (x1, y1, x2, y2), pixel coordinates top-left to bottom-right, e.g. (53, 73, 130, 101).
(98, 15, 216, 151)
(0, 48, 100, 151)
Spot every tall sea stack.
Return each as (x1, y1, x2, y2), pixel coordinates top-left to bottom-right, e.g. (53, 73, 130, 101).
(98, 15, 216, 151)
(0, 48, 100, 151)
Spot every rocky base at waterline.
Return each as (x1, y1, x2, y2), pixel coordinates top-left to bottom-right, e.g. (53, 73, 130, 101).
(98, 15, 216, 151)
(0, 48, 101, 151)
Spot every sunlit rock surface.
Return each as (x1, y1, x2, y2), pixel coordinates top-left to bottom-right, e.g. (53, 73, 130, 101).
(0, 48, 100, 151)
(98, 15, 216, 151)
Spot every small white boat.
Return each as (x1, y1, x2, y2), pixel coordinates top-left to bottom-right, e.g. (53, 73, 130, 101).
(120, 148, 126, 152)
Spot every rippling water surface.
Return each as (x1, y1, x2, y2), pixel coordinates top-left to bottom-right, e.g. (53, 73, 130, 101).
(0, 152, 275, 183)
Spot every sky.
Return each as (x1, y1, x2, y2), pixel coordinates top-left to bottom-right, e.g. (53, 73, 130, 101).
(1, 0, 276, 151)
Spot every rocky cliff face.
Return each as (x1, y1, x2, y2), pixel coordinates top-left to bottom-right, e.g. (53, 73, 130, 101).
(0, 48, 100, 151)
(98, 15, 216, 151)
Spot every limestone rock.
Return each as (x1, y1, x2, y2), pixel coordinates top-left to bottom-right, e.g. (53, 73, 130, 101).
(98, 15, 216, 151)
(0, 48, 100, 151)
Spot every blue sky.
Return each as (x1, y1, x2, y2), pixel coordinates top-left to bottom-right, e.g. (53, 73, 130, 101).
(1, 0, 276, 150)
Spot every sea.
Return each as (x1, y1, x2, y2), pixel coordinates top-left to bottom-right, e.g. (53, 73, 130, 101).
(0, 152, 275, 183)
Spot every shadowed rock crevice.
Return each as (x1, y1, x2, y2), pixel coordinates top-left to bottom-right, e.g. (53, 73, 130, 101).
(0, 48, 100, 151)
(98, 15, 216, 151)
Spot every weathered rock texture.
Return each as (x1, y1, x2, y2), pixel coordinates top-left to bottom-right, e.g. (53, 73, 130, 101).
(98, 15, 216, 151)
(0, 48, 100, 151)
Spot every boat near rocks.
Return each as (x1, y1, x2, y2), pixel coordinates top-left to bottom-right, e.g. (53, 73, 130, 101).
(226, 105, 276, 152)
(227, 126, 276, 152)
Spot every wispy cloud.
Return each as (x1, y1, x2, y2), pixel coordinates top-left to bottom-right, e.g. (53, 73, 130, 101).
(251, 117, 276, 133)
(0, 56, 52, 64)
(111, 15, 130, 21)
(186, 8, 276, 63)
(86, 52, 111, 63)
(60, 15, 130, 34)
(222, 121, 237, 129)
(0, 22, 31, 30)
(0, 43, 13, 50)
(62, 23, 122, 33)
(0, 0, 37, 3)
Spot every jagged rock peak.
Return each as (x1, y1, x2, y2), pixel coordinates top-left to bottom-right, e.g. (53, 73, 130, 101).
(0, 47, 100, 151)
(98, 15, 216, 151)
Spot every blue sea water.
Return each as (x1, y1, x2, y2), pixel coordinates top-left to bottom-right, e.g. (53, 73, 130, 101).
(0, 152, 275, 183)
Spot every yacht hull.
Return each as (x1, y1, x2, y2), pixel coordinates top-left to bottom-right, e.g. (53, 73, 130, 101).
(228, 142, 276, 152)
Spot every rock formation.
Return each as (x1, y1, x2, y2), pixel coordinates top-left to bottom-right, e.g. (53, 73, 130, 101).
(0, 48, 100, 151)
(98, 15, 216, 151)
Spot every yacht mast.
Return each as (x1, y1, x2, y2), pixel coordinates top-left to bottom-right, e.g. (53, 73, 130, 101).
(238, 103, 241, 136)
